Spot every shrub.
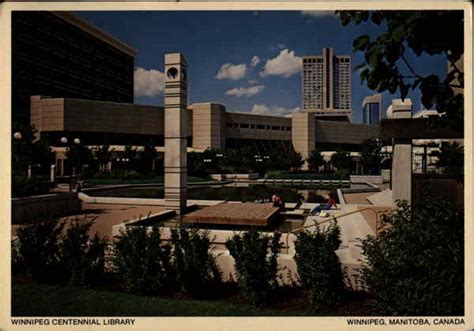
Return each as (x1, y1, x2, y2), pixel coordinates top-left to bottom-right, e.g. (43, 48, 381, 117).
(15, 219, 67, 283)
(359, 198, 464, 315)
(112, 225, 175, 295)
(12, 176, 52, 198)
(226, 230, 281, 306)
(294, 222, 344, 307)
(171, 228, 221, 298)
(61, 218, 107, 286)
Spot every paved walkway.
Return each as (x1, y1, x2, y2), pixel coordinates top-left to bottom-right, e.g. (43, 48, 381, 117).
(12, 203, 165, 239)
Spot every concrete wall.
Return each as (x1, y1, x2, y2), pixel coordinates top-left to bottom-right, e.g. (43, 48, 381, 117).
(32, 96, 164, 135)
(314, 120, 379, 144)
(12, 193, 81, 224)
(191, 103, 225, 150)
(292, 112, 315, 166)
(225, 112, 292, 141)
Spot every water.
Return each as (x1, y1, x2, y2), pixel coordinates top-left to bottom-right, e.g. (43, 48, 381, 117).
(89, 183, 332, 203)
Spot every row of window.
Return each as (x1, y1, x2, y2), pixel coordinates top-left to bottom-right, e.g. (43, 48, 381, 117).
(226, 122, 291, 132)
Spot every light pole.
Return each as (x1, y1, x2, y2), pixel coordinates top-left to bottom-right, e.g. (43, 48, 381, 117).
(61, 137, 81, 192)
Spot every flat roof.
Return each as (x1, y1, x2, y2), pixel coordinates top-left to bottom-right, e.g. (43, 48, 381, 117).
(53, 12, 137, 57)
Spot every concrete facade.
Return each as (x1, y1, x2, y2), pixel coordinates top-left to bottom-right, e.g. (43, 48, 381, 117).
(191, 103, 225, 151)
(31, 95, 379, 168)
(164, 53, 188, 214)
(390, 99, 413, 205)
(291, 112, 315, 169)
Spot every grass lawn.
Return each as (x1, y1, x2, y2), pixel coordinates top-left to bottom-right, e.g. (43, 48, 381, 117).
(12, 283, 312, 316)
(86, 176, 210, 186)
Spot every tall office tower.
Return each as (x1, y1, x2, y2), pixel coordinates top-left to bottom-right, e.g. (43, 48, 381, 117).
(362, 93, 382, 124)
(302, 48, 352, 121)
(12, 11, 136, 125)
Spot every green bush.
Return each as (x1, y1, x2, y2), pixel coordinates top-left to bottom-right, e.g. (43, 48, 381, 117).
(334, 168, 351, 179)
(359, 198, 464, 315)
(61, 218, 107, 286)
(112, 225, 175, 295)
(226, 230, 281, 306)
(294, 222, 344, 308)
(12, 176, 53, 198)
(15, 220, 67, 283)
(170, 228, 221, 298)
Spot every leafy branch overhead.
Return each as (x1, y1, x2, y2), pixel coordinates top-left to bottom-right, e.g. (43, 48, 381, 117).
(336, 10, 464, 130)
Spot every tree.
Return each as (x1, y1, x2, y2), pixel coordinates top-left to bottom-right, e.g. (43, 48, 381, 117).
(12, 122, 55, 177)
(337, 10, 464, 131)
(359, 197, 464, 315)
(360, 138, 382, 175)
(330, 149, 352, 171)
(93, 145, 114, 173)
(307, 149, 325, 173)
(139, 140, 158, 173)
(66, 144, 94, 176)
(431, 141, 464, 174)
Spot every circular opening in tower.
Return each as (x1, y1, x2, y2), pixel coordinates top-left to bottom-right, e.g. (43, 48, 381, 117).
(167, 67, 179, 79)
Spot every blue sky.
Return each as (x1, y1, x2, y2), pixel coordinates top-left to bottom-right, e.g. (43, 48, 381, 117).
(77, 11, 446, 123)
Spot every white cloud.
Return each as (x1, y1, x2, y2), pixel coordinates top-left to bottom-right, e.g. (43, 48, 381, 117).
(248, 79, 258, 84)
(301, 10, 335, 18)
(215, 63, 247, 80)
(260, 49, 302, 78)
(251, 104, 300, 117)
(134, 67, 165, 98)
(226, 85, 265, 98)
(250, 55, 261, 67)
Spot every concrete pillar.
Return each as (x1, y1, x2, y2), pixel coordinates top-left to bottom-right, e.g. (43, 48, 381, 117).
(291, 112, 315, 170)
(191, 102, 225, 151)
(390, 99, 413, 206)
(164, 53, 188, 215)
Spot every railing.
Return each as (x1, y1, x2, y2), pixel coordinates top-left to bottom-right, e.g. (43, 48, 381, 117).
(284, 206, 392, 253)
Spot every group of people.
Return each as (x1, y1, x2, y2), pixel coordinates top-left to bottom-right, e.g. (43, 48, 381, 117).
(270, 192, 338, 216)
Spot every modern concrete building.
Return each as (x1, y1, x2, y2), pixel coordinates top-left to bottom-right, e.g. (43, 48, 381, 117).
(362, 94, 382, 125)
(31, 95, 379, 174)
(17, 12, 378, 175)
(12, 11, 136, 124)
(302, 48, 352, 122)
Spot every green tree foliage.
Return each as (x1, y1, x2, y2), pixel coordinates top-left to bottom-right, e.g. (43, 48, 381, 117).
(431, 141, 464, 174)
(113, 226, 175, 295)
(11, 176, 53, 198)
(66, 143, 96, 176)
(294, 222, 344, 307)
(306, 149, 325, 173)
(139, 140, 158, 173)
(12, 123, 55, 177)
(226, 230, 281, 306)
(93, 145, 114, 173)
(15, 220, 67, 283)
(337, 10, 464, 131)
(359, 198, 464, 315)
(360, 138, 382, 175)
(330, 148, 352, 172)
(170, 228, 221, 298)
(61, 218, 107, 286)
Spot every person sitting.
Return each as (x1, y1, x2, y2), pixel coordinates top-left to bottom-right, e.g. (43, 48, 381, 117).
(311, 193, 338, 215)
(294, 193, 305, 209)
(272, 193, 285, 210)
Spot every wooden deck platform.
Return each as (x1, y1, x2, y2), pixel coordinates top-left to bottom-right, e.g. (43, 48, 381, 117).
(182, 202, 280, 226)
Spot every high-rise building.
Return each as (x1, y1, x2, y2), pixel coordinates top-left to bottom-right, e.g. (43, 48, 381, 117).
(362, 93, 382, 124)
(12, 11, 136, 125)
(302, 48, 351, 121)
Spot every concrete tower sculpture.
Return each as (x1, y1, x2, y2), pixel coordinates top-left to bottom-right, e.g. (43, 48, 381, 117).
(164, 53, 188, 214)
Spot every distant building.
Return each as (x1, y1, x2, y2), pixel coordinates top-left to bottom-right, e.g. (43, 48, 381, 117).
(362, 94, 382, 124)
(12, 11, 136, 124)
(302, 48, 352, 122)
